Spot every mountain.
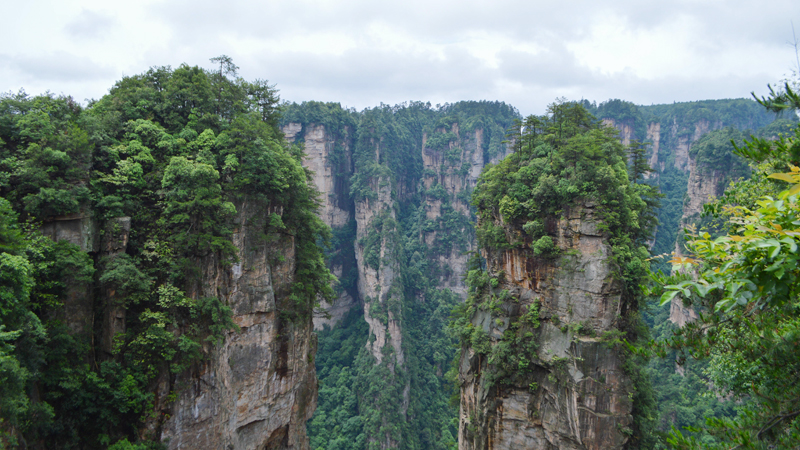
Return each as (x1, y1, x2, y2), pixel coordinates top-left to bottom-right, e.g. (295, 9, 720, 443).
(0, 65, 329, 449)
(1, 59, 791, 449)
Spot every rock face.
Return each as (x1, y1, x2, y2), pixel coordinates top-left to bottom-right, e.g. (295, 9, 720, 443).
(161, 198, 317, 450)
(669, 118, 718, 172)
(39, 213, 97, 336)
(458, 204, 634, 450)
(283, 118, 511, 331)
(282, 103, 517, 448)
(37, 202, 318, 449)
(420, 124, 511, 297)
(282, 122, 358, 331)
(673, 154, 727, 256)
(645, 122, 661, 176)
(602, 118, 634, 147)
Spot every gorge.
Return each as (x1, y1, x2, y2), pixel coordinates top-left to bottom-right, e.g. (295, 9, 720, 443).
(0, 63, 794, 450)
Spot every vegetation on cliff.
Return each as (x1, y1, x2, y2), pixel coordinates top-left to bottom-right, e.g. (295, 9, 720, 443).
(452, 100, 660, 448)
(0, 58, 332, 447)
(289, 101, 518, 450)
(651, 85, 800, 449)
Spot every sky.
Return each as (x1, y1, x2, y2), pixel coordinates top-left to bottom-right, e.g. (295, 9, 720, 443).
(2, 0, 799, 116)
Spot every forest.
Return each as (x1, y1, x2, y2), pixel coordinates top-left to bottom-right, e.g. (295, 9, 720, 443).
(0, 59, 333, 448)
(1, 56, 799, 450)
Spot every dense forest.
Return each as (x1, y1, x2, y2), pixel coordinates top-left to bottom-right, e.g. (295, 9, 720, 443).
(2, 55, 800, 449)
(0, 59, 332, 448)
(298, 95, 797, 449)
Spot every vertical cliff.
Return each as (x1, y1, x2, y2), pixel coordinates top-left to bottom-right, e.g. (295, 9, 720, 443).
(159, 198, 318, 449)
(457, 101, 657, 450)
(595, 99, 779, 260)
(284, 101, 519, 449)
(282, 116, 358, 330)
(459, 204, 634, 450)
(0, 65, 333, 449)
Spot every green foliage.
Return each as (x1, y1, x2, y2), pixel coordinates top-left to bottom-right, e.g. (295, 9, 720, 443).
(0, 58, 333, 447)
(300, 100, 520, 450)
(474, 101, 657, 299)
(532, 235, 558, 258)
(0, 93, 92, 220)
(462, 100, 660, 446)
(650, 100, 800, 448)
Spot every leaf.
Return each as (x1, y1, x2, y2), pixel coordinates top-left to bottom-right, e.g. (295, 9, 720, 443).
(768, 172, 798, 183)
(694, 282, 715, 298)
(660, 289, 680, 306)
(714, 298, 731, 311)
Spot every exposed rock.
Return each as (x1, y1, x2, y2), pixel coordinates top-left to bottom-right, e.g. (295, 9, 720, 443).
(669, 118, 720, 172)
(160, 198, 317, 450)
(294, 123, 351, 228)
(282, 122, 358, 330)
(645, 122, 661, 176)
(355, 178, 403, 367)
(40, 213, 98, 336)
(602, 118, 634, 147)
(100, 217, 132, 356)
(459, 204, 633, 450)
(669, 299, 699, 329)
(40, 212, 96, 252)
(674, 150, 727, 256)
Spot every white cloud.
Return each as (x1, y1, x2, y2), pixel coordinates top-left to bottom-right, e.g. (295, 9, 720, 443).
(1, 0, 798, 114)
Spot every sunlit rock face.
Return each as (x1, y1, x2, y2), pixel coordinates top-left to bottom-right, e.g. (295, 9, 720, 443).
(459, 203, 635, 450)
(160, 199, 317, 450)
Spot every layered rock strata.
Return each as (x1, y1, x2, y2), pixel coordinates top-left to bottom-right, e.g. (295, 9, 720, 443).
(161, 198, 317, 450)
(459, 203, 634, 450)
(282, 122, 358, 330)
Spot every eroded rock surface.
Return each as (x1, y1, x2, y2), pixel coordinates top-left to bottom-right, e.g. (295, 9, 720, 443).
(459, 204, 634, 450)
(282, 122, 358, 330)
(161, 199, 317, 450)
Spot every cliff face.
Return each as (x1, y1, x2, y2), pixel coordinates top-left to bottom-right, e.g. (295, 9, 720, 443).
(668, 118, 719, 172)
(284, 117, 511, 351)
(160, 199, 317, 449)
(673, 155, 727, 257)
(458, 203, 633, 450)
(45, 200, 318, 450)
(282, 122, 358, 330)
(282, 102, 519, 448)
(420, 123, 511, 297)
(602, 118, 634, 147)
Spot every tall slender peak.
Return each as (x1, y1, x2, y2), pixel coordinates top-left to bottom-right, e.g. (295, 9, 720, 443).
(457, 102, 655, 449)
(458, 202, 636, 450)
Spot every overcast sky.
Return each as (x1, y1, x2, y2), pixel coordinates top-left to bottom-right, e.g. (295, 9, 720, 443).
(2, 0, 799, 115)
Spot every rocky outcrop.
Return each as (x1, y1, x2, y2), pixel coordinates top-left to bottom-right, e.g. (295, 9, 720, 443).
(645, 122, 661, 175)
(282, 122, 358, 330)
(668, 118, 719, 172)
(673, 148, 728, 257)
(284, 118, 511, 329)
(602, 118, 634, 147)
(355, 178, 403, 367)
(459, 203, 634, 450)
(421, 124, 509, 297)
(99, 217, 132, 356)
(161, 198, 317, 450)
(37, 205, 317, 449)
(39, 213, 97, 336)
(39, 212, 96, 253)
(669, 299, 699, 328)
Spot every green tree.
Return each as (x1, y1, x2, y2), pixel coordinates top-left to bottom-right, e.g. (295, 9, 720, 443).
(654, 90, 800, 448)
